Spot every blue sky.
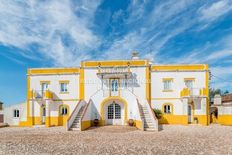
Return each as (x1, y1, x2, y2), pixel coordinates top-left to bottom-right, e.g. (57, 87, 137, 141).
(0, 0, 232, 105)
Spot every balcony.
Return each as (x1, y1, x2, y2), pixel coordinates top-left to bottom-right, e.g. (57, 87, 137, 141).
(180, 88, 208, 98)
(97, 67, 132, 78)
(29, 90, 53, 99)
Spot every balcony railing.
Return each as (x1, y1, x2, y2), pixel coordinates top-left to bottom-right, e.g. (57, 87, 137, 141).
(29, 90, 53, 99)
(97, 67, 132, 78)
(180, 88, 208, 97)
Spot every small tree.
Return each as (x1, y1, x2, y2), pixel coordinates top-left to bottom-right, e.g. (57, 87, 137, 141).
(153, 109, 162, 119)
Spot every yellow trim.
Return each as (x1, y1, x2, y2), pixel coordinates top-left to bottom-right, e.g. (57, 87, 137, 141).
(26, 75, 32, 127)
(59, 92, 69, 94)
(180, 88, 190, 97)
(159, 115, 188, 125)
(162, 103, 174, 114)
(217, 115, 232, 125)
(79, 64, 84, 100)
(44, 90, 53, 99)
(184, 78, 195, 81)
(152, 64, 208, 71)
(81, 120, 92, 131)
(135, 120, 143, 130)
(100, 96, 128, 125)
(146, 66, 151, 103)
(40, 81, 51, 84)
(28, 68, 80, 75)
(82, 60, 148, 67)
(162, 78, 173, 81)
(59, 80, 70, 84)
(162, 90, 173, 92)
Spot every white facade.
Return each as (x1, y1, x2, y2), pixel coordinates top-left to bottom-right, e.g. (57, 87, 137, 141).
(4, 102, 27, 126)
(8, 60, 209, 129)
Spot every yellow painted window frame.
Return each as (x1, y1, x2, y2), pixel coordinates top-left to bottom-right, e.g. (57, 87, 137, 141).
(40, 81, 51, 85)
(184, 78, 195, 81)
(59, 104, 70, 116)
(162, 103, 174, 115)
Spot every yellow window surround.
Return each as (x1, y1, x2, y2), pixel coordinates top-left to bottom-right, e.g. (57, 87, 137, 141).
(184, 78, 195, 81)
(162, 103, 174, 115)
(162, 78, 173, 81)
(162, 90, 173, 92)
(40, 81, 51, 84)
(59, 80, 70, 84)
(59, 92, 69, 94)
(59, 104, 70, 116)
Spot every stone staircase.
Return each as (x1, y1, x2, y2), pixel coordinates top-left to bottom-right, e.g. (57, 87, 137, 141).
(140, 104, 157, 131)
(69, 106, 85, 131)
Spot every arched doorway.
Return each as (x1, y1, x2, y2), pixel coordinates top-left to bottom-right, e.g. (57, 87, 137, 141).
(100, 97, 128, 126)
(107, 102, 122, 125)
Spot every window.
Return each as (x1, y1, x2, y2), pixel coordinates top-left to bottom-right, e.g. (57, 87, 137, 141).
(13, 109, 19, 118)
(163, 105, 172, 114)
(111, 79, 118, 92)
(60, 83, 68, 93)
(60, 106, 68, 115)
(185, 80, 194, 89)
(41, 83, 49, 92)
(163, 79, 172, 91)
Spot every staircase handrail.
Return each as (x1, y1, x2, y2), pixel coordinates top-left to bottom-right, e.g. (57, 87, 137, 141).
(144, 99, 158, 130)
(66, 100, 86, 131)
(146, 99, 158, 120)
(81, 99, 92, 122)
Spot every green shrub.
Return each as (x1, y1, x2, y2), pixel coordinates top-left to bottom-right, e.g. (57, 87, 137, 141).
(153, 109, 162, 119)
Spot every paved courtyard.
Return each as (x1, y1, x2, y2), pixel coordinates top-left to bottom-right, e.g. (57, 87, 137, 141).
(0, 124, 231, 155)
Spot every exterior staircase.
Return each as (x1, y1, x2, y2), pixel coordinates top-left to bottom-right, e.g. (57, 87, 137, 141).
(69, 106, 85, 131)
(140, 104, 157, 131)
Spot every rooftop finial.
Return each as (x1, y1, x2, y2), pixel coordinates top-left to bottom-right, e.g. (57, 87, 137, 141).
(131, 51, 139, 60)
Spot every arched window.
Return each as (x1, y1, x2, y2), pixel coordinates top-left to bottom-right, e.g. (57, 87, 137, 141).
(163, 104, 173, 114)
(59, 105, 69, 116)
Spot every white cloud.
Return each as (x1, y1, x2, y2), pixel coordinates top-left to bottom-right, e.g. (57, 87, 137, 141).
(199, 0, 232, 22)
(0, 0, 102, 66)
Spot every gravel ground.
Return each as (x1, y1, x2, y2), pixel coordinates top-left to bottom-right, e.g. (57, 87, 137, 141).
(0, 124, 231, 155)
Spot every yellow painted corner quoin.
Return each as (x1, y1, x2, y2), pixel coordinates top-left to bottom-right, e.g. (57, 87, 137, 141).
(16, 60, 223, 130)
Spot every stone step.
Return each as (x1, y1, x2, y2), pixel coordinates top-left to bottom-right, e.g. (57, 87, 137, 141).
(144, 128, 156, 131)
(72, 125, 80, 128)
(70, 128, 80, 131)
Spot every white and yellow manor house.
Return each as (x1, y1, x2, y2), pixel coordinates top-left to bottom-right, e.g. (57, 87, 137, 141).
(12, 56, 210, 131)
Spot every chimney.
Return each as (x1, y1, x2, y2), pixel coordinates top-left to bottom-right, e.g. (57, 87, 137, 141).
(131, 52, 139, 60)
(214, 94, 222, 105)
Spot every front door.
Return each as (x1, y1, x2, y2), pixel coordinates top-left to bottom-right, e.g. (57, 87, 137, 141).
(110, 79, 119, 96)
(41, 106, 46, 124)
(107, 102, 122, 125)
(188, 105, 192, 123)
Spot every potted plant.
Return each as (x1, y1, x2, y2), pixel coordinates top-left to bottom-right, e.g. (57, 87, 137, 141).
(93, 112, 99, 126)
(128, 119, 134, 126)
(153, 109, 162, 119)
(93, 119, 99, 126)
